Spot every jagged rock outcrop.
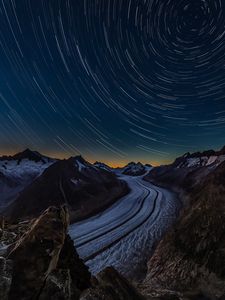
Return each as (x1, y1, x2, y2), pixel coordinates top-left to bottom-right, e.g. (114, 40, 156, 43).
(7, 206, 90, 299)
(0, 206, 91, 300)
(0, 206, 145, 300)
(39, 234, 92, 300)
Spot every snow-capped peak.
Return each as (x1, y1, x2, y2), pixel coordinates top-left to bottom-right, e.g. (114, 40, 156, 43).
(175, 147, 225, 169)
(0, 149, 56, 185)
(122, 162, 147, 176)
(94, 162, 112, 172)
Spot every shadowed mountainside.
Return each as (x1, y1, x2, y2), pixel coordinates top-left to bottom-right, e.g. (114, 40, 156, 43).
(141, 150, 225, 299)
(5, 156, 128, 223)
(144, 146, 225, 195)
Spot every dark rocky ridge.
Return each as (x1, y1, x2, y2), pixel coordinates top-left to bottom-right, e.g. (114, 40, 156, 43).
(5, 156, 128, 223)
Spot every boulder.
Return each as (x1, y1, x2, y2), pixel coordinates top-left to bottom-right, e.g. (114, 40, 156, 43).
(6, 206, 91, 300)
(81, 267, 144, 300)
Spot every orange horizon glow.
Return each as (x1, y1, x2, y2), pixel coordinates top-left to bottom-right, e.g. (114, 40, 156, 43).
(0, 147, 173, 167)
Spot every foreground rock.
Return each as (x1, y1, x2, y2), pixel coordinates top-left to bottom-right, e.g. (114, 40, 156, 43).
(0, 206, 91, 299)
(0, 206, 144, 300)
(81, 267, 144, 300)
(0, 256, 12, 300)
(7, 206, 91, 299)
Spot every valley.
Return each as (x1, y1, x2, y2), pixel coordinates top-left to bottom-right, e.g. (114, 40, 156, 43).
(1, 146, 225, 299)
(70, 172, 180, 279)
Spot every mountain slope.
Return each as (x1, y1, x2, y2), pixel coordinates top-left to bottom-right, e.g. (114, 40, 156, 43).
(144, 146, 225, 194)
(0, 149, 55, 210)
(5, 156, 128, 222)
(142, 151, 225, 298)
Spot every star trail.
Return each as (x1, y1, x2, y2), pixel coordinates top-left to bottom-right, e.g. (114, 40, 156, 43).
(0, 0, 225, 166)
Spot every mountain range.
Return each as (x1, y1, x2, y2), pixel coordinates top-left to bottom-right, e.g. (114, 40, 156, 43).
(1, 146, 225, 299)
(1, 149, 131, 222)
(145, 146, 225, 195)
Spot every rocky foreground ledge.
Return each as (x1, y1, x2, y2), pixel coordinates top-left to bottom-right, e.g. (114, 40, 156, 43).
(1, 205, 225, 300)
(0, 206, 143, 300)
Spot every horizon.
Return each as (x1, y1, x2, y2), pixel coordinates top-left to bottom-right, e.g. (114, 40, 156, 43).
(0, 147, 170, 167)
(1, 143, 225, 168)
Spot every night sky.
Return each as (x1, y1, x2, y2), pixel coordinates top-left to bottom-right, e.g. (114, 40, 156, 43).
(0, 0, 225, 166)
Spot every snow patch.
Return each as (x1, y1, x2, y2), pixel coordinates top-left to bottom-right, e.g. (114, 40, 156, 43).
(71, 178, 82, 186)
(177, 154, 225, 169)
(76, 160, 87, 172)
(0, 159, 53, 179)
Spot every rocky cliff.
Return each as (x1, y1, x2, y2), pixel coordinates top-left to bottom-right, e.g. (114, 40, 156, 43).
(0, 206, 144, 300)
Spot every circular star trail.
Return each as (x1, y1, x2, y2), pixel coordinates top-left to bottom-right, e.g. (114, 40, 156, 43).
(0, 0, 225, 165)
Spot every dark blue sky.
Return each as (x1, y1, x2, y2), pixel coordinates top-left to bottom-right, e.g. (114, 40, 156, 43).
(0, 0, 225, 166)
